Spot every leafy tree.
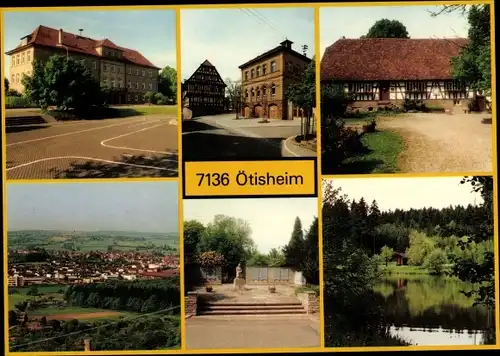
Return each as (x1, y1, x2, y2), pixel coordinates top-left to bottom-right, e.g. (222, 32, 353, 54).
(158, 65, 177, 103)
(144, 91, 155, 104)
(4, 77, 9, 93)
(366, 19, 410, 39)
(283, 217, 305, 269)
(301, 217, 319, 284)
(424, 248, 447, 274)
(432, 5, 491, 92)
(22, 55, 106, 112)
(406, 231, 435, 266)
(267, 248, 286, 267)
(225, 78, 243, 118)
(183, 220, 205, 263)
(196, 251, 225, 267)
(287, 59, 316, 135)
(247, 252, 268, 266)
(380, 245, 394, 266)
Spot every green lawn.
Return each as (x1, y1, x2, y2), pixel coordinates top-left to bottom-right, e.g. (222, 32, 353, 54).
(16, 284, 66, 295)
(380, 262, 454, 276)
(342, 130, 403, 173)
(9, 294, 31, 309)
(113, 105, 177, 117)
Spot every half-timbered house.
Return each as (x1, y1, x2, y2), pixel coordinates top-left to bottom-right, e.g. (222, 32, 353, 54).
(182, 60, 227, 117)
(320, 38, 484, 112)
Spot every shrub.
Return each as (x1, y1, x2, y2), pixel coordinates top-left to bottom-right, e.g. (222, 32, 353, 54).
(155, 93, 168, 105)
(144, 91, 156, 104)
(6, 96, 37, 109)
(6, 88, 22, 97)
(402, 99, 427, 112)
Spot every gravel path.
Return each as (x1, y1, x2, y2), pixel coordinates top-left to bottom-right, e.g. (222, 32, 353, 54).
(377, 113, 493, 173)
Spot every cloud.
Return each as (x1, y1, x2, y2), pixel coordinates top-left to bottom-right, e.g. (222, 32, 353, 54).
(181, 8, 315, 82)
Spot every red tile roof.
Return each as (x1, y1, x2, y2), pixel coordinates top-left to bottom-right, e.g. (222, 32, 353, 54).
(6, 25, 159, 69)
(139, 269, 179, 278)
(321, 38, 468, 82)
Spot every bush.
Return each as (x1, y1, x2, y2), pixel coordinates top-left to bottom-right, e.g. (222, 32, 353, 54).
(154, 93, 168, 105)
(6, 96, 37, 109)
(144, 91, 155, 104)
(6, 88, 22, 97)
(402, 99, 427, 112)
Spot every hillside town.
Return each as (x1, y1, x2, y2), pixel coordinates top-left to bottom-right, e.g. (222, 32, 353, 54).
(8, 250, 180, 287)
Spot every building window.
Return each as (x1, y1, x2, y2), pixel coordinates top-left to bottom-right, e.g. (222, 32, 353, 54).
(118, 80, 123, 88)
(256, 66, 261, 76)
(136, 82, 139, 89)
(11, 74, 14, 83)
(251, 69, 255, 78)
(136, 69, 140, 75)
(245, 71, 249, 81)
(148, 83, 152, 90)
(142, 70, 145, 76)
(127, 94, 131, 102)
(142, 83, 146, 89)
(262, 64, 267, 75)
(348, 82, 376, 101)
(92, 60, 97, 69)
(127, 68, 132, 74)
(104, 64, 108, 71)
(111, 52, 115, 57)
(16, 73, 19, 83)
(271, 61, 276, 73)
(263, 85, 267, 96)
(149, 70, 152, 77)
(16, 55, 20, 65)
(271, 83, 276, 96)
(21, 53, 25, 64)
(405, 81, 428, 100)
(111, 65, 115, 73)
(245, 89, 248, 98)
(112, 79, 116, 88)
(251, 88, 255, 98)
(127, 81, 131, 89)
(444, 80, 467, 100)
(257, 88, 261, 97)
(135, 95, 139, 102)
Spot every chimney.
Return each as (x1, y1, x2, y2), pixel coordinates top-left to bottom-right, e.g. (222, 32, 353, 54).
(83, 339, 91, 351)
(58, 28, 63, 44)
(78, 28, 83, 36)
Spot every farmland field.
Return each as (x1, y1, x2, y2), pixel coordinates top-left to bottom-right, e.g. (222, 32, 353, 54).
(30, 307, 137, 321)
(8, 230, 179, 252)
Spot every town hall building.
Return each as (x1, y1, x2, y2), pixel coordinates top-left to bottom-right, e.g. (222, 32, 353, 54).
(320, 37, 484, 112)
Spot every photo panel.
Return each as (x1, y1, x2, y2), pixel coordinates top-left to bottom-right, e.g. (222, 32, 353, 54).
(183, 197, 320, 351)
(319, 4, 493, 175)
(321, 176, 496, 347)
(6, 181, 181, 352)
(180, 7, 317, 161)
(3, 9, 179, 179)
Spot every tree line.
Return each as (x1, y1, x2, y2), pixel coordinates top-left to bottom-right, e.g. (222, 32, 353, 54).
(66, 278, 180, 315)
(9, 316, 180, 351)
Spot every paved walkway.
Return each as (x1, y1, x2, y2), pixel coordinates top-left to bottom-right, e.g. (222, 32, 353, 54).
(186, 315, 321, 350)
(194, 284, 301, 304)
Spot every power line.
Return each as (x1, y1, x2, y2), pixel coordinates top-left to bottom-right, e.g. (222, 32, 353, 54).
(10, 304, 180, 350)
(239, 8, 286, 39)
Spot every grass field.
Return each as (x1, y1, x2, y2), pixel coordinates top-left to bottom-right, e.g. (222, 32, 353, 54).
(30, 306, 137, 321)
(9, 284, 67, 310)
(114, 105, 178, 117)
(380, 262, 454, 276)
(8, 230, 179, 252)
(342, 131, 403, 174)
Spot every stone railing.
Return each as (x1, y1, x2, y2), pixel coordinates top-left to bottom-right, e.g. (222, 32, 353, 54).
(297, 291, 319, 314)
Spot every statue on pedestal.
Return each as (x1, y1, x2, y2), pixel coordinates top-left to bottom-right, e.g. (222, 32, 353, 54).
(233, 263, 246, 291)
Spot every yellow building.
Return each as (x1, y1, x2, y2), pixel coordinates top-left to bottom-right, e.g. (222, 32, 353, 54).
(6, 25, 160, 104)
(239, 39, 312, 120)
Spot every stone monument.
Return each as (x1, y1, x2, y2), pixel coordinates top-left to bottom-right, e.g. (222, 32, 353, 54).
(233, 263, 246, 291)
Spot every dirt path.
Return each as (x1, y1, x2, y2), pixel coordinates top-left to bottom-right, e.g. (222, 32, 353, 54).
(377, 113, 493, 173)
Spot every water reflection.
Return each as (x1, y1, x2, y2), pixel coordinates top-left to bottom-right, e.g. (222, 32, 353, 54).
(373, 277, 493, 345)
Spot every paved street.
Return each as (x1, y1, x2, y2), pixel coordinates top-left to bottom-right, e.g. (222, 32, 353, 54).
(182, 114, 316, 161)
(6, 115, 178, 179)
(186, 315, 321, 350)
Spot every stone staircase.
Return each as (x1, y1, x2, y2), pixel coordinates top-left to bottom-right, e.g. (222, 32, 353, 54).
(198, 301, 307, 316)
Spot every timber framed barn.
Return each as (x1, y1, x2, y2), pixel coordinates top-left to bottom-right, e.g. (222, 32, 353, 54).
(182, 59, 227, 117)
(320, 37, 487, 112)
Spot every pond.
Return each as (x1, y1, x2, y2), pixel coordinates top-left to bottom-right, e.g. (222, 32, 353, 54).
(373, 276, 494, 346)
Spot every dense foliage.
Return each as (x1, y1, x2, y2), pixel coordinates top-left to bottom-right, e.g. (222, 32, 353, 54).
(158, 65, 177, 104)
(9, 316, 180, 351)
(66, 279, 180, 314)
(365, 19, 410, 39)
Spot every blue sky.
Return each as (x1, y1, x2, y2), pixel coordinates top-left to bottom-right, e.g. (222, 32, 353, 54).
(320, 5, 470, 55)
(7, 182, 179, 233)
(184, 198, 318, 253)
(181, 7, 315, 82)
(325, 177, 482, 212)
(3, 9, 176, 77)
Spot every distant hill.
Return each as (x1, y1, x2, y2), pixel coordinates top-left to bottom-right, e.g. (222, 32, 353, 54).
(8, 230, 179, 253)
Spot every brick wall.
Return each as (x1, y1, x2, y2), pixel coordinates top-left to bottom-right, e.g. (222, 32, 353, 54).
(297, 291, 319, 314)
(185, 292, 198, 316)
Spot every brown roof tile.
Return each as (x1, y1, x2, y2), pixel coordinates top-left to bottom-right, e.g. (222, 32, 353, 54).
(7, 25, 159, 69)
(321, 38, 468, 82)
